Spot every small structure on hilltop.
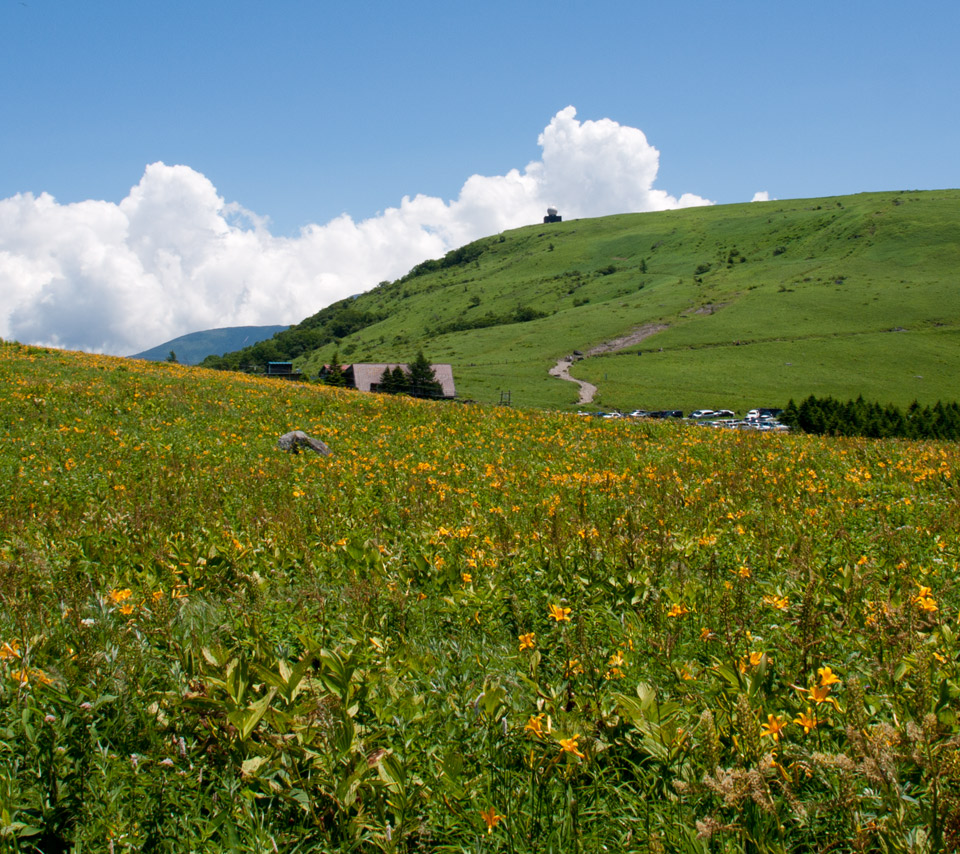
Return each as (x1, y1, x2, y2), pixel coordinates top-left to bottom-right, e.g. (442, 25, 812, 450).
(543, 207, 562, 224)
(266, 361, 303, 380)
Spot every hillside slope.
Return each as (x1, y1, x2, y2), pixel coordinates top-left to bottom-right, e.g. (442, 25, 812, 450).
(1, 342, 958, 849)
(206, 190, 960, 410)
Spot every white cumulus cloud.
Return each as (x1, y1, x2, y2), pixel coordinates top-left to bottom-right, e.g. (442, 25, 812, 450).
(751, 191, 771, 202)
(0, 106, 712, 355)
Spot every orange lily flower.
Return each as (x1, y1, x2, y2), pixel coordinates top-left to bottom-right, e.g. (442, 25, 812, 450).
(817, 666, 841, 686)
(794, 709, 818, 734)
(760, 714, 787, 741)
(559, 734, 585, 758)
(480, 806, 503, 834)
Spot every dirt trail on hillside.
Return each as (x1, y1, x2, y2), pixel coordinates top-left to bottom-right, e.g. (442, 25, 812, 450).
(549, 323, 668, 405)
(549, 360, 598, 405)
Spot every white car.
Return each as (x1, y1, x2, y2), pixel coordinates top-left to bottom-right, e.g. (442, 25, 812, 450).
(690, 409, 715, 419)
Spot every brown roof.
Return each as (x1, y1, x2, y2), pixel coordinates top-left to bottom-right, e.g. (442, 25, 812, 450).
(348, 363, 456, 398)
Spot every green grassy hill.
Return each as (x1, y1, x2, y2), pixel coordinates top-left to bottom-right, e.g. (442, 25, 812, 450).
(207, 189, 960, 411)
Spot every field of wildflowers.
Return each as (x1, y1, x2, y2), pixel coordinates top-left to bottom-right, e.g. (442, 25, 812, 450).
(1, 341, 958, 852)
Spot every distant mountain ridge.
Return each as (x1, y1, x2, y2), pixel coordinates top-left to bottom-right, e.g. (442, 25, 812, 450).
(130, 325, 289, 366)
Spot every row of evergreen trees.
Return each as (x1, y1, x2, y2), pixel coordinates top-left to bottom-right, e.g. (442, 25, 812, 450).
(321, 351, 446, 400)
(780, 395, 960, 440)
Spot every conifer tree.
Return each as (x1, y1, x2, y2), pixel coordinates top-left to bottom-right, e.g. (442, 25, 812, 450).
(378, 366, 396, 393)
(391, 365, 410, 394)
(325, 352, 346, 387)
(406, 351, 443, 399)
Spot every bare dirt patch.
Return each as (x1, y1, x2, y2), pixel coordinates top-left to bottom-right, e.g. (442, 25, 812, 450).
(585, 322, 669, 355)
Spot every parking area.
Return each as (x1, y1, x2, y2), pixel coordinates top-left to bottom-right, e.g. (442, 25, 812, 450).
(579, 407, 790, 431)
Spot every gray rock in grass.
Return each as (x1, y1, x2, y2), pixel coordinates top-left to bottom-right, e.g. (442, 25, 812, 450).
(277, 430, 332, 456)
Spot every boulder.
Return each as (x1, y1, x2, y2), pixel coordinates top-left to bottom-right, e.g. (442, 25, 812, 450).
(277, 430, 332, 456)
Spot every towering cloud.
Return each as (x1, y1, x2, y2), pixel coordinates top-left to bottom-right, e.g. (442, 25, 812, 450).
(0, 107, 712, 355)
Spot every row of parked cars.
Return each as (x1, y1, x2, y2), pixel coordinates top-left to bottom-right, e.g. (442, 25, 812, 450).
(581, 407, 789, 431)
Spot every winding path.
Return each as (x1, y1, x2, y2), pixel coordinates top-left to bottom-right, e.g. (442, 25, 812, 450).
(549, 358, 598, 405)
(549, 322, 668, 406)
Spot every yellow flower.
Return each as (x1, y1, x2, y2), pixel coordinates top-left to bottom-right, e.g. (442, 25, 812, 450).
(817, 666, 841, 687)
(108, 588, 132, 605)
(794, 709, 818, 734)
(0, 640, 21, 660)
(667, 603, 690, 618)
(10, 667, 54, 687)
(461, 572, 473, 584)
(480, 806, 503, 834)
(913, 584, 938, 612)
(548, 603, 571, 622)
(760, 714, 787, 741)
(525, 714, 546, 738)
(518, 632, 535, 652)
(558, 734, 585, 759)
(808, 684, 840, 709)
(763, 594, 789, 611)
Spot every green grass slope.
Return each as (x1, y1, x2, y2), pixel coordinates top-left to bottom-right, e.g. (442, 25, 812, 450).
(2, 343, 959, 850)
(215, 190, 960, 411)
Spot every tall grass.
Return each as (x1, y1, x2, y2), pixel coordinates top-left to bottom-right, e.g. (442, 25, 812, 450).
(1, 341, 958, 851)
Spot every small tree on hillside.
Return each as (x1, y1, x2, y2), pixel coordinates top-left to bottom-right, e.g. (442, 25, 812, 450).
(378, 365, 412, 394)
(377, 366, 396, 394)
(324, 352, 346, 387)
(166, 350, 178, 363)
(391, 365, 410, 394)
(407, 351, 443, 399)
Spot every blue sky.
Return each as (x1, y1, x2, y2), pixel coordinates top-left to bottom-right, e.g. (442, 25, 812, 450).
(2, 0, 959, 353)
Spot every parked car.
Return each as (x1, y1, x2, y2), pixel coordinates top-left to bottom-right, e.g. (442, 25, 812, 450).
(714, 409, 736, 418)
(747, 407, 783, 420)
(689, 409, 715, 419)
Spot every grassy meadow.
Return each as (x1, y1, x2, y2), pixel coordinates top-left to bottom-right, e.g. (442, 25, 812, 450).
(1, 342, 959, 852)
